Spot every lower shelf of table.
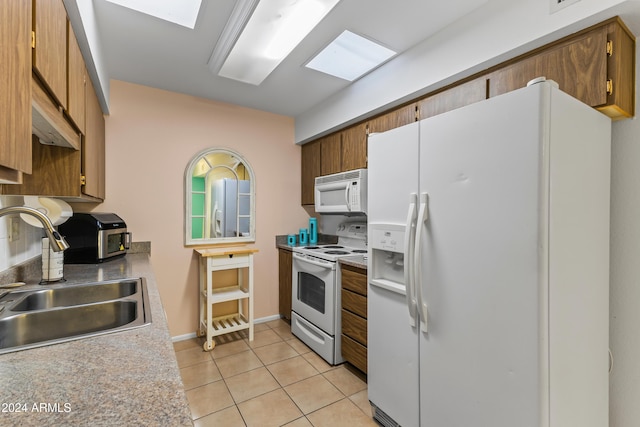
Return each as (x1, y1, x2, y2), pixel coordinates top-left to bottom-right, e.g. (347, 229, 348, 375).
(200, 313, 251, 337)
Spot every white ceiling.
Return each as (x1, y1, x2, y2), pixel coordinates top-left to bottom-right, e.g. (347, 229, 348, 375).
(91, 0, 488, 117)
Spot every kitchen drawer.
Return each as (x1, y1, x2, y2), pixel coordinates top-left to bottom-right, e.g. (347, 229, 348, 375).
(342, 334, 367, 374)
(207, 254, 249, 269)
(342, 309, 367, 346)
(342, 289, 367, 318)
(341, 266, 367, 296)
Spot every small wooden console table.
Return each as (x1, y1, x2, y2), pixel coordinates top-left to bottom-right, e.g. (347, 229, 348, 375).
(195, 247, 258, 351)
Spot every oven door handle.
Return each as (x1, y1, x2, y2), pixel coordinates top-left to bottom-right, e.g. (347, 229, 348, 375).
(293, 252, 334, 270)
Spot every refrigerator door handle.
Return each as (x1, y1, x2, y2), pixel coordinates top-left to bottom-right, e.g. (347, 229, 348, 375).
(404, 193, 418, 327)
(414, 192, 429, 333)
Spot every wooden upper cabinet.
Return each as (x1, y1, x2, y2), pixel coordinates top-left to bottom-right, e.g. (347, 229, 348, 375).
(301, 140, 320, 205)
(320, 133, 342, 176)
(488, 27, 608, 102)
(602, 18, 635, 119)
(3, 78, 105, 201)
(300, 132, 345, 205)
(354, 104, 417, 176)
(539, 26, 607, 107)
(368, 104, 417, 134)
(33, 0, 68, 109)
(0, 0, 32, 177)
(341, 123, 367, 171)
(486, 55, 543, 99)
(83, 75, 105, 200)
(487, 18, 634, 119)
(299, 17, 635, 206)
(1, 135, 81, 198)
(67, 20, 86, 134)
(419, 78, 488, 120)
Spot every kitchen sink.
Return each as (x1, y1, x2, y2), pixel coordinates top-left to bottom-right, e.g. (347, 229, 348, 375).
(0, 278, 151, 354)
(10, 279, 138, 311)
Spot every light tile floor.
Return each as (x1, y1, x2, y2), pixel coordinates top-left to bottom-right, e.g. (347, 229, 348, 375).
(174, 319, 377, 427)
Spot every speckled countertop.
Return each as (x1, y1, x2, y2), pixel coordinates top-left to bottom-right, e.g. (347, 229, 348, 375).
(275, 233, 338, 251)
(0, 254, 192, 427)
(338, 255, 367, 270)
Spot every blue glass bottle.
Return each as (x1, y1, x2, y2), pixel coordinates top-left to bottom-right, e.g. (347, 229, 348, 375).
(309, 218, 318, 245)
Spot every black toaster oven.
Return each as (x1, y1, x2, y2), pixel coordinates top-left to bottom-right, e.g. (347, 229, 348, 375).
(58, 213, 132, 264)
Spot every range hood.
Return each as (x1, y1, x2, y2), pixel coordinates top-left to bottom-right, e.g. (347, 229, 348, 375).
(31, 77, 80, 150)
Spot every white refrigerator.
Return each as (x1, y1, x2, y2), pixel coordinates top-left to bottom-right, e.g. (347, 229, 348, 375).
(367, 80, 611, 427)
(211, 179, 250, 238)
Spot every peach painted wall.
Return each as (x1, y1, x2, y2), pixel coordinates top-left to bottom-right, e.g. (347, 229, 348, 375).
(97, 80, 310, 337)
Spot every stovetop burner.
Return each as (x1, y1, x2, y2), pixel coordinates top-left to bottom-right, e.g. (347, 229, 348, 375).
(292, 221, 367, 261)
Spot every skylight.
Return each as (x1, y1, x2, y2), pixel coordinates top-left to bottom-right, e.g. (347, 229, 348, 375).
(305, 30, 396, 81)
(104, 0, 202, 29)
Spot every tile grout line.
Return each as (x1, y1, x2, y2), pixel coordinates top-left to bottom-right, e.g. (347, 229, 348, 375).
(190, 320, 296, 423)
(178, 318, 372, 424)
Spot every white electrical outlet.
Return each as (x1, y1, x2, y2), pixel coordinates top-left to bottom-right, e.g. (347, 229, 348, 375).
(9, 217, 20, 242)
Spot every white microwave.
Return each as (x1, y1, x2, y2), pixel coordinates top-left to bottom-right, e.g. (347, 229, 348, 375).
(314, 169, 367, 215)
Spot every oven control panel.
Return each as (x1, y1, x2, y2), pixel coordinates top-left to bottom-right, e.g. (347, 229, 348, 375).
(336, 222, 367, 238)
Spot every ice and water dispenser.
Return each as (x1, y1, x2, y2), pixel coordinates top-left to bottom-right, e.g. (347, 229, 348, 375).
(369, 224, 407, 295)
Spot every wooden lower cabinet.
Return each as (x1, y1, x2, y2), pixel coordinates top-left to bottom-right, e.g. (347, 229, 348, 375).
(342, 335, 367, 374)
(341, 263, 367, 373)
(342, 308, 367, 345)
(278, 248, 292, 321)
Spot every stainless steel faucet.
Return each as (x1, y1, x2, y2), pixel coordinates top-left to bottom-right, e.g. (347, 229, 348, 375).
(0, 206, 70, 251)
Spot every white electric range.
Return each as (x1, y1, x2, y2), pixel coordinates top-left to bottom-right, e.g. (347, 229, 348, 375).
(291, 222, 366, 365)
